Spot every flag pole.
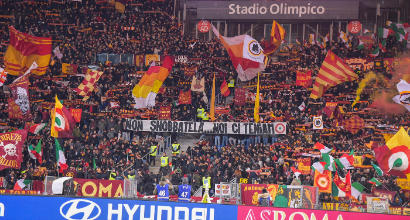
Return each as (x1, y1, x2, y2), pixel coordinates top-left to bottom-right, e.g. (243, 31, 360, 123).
(210, 73, 216, 121)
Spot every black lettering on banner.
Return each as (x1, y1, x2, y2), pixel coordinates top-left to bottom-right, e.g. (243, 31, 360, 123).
(244, 123, 248, 134)
(212, 123, 219, 133)
(262, 124, 268, 134)
(150, 120, 157, 131)
(173, 122, 178, 132)
(188, 122, 193, 132)
(249, 123, 254, 134)
(268, 124, 274, 134)
(255, 124, 262, 134)
(178, 122, 184, 133)
(198, 122, 204, 132)
(161, 121, 167, 131)
(136, 121, 143, 131)
(184, 122, 189, 132)
(232, 123, 239, 134)
(167, 121, 173, 132)
(126, 119, 132, 130)
(223, 123, 227, 134)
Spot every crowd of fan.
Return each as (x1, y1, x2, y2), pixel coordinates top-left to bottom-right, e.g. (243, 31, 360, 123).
(0, 0, 408, 206)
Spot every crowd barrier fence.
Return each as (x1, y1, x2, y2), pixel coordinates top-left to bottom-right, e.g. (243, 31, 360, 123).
(0, 195, 408, 220)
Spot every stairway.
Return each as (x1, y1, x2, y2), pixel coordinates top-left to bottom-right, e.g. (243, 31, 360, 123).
(148, 134, 200, 174)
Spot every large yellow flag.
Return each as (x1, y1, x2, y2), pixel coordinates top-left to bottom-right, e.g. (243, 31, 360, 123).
(254, 73, 260, 123)
(210, 73, 216, 121)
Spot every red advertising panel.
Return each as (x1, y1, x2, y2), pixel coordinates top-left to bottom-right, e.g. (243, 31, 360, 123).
(237, 206, 410, 220)
(73, 178, 123, 198)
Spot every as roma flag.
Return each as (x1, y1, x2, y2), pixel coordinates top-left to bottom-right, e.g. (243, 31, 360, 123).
(159, 106, 171, 120)
(8, 79, 31, 120)
(69, 108, 82, 123)
(4, 26, 52, 76)
(0, 129, 27, 171)
(178, 90, 192, 104)
(296, 70, 312, 88)
(314, 170, 332, 193)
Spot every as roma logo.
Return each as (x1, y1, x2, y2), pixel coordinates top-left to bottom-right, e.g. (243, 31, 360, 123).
(248, 40, 262, 56)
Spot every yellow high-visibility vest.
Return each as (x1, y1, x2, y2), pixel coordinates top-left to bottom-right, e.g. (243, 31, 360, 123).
(202, 177, 211, 189)
(150, 146, 158, 156)
(197, 108, 204, 119)
(109, 172, 116, 180)
(172, 144, 180, 154)
(228, 79, 235, 87)
(160, 156, 169, 167)
(202, 112, 209, 121)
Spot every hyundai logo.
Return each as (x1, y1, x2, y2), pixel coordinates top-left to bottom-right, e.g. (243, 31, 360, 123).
(60, 199, 101, 220)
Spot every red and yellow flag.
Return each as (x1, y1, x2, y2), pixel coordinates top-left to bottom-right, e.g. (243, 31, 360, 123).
(132, 56, 174, 109)
(4, 26, 52, 76)
(264, 20, 285, 55)
(310, 51, 358, 99)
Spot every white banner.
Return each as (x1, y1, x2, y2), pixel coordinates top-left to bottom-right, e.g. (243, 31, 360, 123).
(125, 119, 287, 135)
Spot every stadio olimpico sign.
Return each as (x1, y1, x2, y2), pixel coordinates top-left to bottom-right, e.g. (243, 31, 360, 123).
(190, 0, 359, 20)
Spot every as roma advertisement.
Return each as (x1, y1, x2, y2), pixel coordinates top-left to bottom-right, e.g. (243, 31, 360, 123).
(0, 129, 27, 170)
(73, 178, 123, 198)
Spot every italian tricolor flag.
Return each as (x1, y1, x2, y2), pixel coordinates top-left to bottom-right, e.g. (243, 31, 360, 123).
(378, 28, 394, 39)
(55, 138, 68, 173)
(312, 161, 327, 174)
(369, 177, 382, 186)
(314, 142, 332, 154)
(351, 182, 365, 200)
(28, 139, 42, 164)
(28, 123, 47, 135)
(14, 179, 32, 190)
(335, 149, 354, 170)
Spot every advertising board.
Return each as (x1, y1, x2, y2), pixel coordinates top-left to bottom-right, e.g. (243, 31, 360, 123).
(237, 206, 410, 220)
(0, 195, 237, 220)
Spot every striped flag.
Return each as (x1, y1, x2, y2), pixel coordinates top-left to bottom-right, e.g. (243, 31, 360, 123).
(4, 26, 51, 76)
(310, 51, 358, 99)
(132, 56, 174, 109)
